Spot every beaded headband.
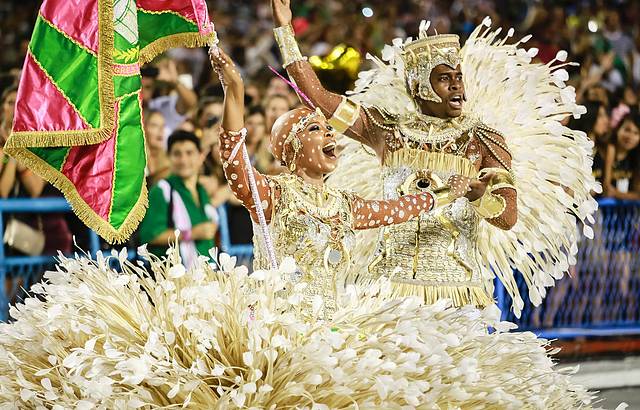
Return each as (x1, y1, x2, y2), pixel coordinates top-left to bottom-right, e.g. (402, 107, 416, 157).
(282, 108, 326, 168)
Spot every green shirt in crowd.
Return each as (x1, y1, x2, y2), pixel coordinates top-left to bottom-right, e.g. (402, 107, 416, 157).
(139, 174, 216, 258)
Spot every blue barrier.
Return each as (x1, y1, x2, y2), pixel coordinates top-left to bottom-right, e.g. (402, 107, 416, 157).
(498, 198, 640, 338)
(0, 198, 101, 321)
(3, 197, 640, 339)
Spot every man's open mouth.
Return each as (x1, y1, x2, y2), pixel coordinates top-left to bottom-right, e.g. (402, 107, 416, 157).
(449, 95, 463, 109)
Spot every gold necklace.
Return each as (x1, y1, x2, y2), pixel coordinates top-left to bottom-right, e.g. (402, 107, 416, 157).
(287, 177, 343, 220)
(398, 112, 478, 146)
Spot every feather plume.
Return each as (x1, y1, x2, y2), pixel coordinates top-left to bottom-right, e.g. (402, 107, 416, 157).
(0, 245, 596, 408)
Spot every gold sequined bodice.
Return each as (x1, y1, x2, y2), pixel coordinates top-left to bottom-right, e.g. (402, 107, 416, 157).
(253, 175, 355, 319)
(370, 148, 493, 306)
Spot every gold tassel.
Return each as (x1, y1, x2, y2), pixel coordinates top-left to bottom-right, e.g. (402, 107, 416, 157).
(388, 281, 494, 308)
(384, 149, 477, 178)
(139, 32, 216, 64)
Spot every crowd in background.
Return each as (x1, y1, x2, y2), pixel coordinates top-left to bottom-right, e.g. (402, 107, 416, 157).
(1, 0, 640, 282)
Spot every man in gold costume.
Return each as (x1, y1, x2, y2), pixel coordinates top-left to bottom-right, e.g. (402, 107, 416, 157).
(272, 0, 517, 308)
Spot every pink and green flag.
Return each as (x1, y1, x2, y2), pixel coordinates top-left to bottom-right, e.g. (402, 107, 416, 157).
(4, 0, 215, 243)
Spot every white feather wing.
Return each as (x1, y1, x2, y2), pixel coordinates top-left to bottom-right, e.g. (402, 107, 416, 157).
(461, 20, 599, 315)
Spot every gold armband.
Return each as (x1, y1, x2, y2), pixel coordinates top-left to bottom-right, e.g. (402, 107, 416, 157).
(471, 192, 506, 219)
(273, 24, 306, 68)
(480, 167, 516, 192)
(472, 168, 513, 219)
(328, 97, 361, 133)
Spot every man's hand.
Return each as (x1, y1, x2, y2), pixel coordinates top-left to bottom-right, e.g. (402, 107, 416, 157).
(271, 0, 293, 27)
(465, 171, 495, 202)
(191, 222, 217, 240)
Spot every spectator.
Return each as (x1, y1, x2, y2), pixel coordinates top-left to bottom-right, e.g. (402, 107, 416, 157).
(263, 93, 292, 133)
(142, 59, 198, 139)
(138, 130, 218, 267)
(0, 85, 16, 148)
(569, 101, 611, 191)
(632, 32, 640, 87)
(602, 10, 634, 75)
(200, 118, 233, 208)
(196, 96, 224, 156)
(0, 86, 72, 256)
(264, 76, 297, 106)
(196, 96, 224, 132)
(603, 110, 640, 200)
(244, 81, 263, 107)
(143, 110, 170, 187)
(0, 86, 44, 199)
(245, 105, 273, 173)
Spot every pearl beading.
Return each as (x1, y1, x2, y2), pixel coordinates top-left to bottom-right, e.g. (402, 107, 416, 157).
(475, 126, 513, 174)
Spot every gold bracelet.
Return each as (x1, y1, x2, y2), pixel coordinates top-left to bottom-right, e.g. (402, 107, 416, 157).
(328, 97, 361, 133)
(471, 192, 506, 219)
(273, 24, 306, 68)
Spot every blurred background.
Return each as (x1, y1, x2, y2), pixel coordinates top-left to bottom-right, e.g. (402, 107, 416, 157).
(1, 0, 640, 406)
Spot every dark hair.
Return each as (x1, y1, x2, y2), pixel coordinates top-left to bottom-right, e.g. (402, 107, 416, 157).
(612, 110, 640, 149)
(199, 84, 224, 99)
(247, 105, 265, 117)
(167, 130, 201, 153)
(610, 110, 640, 179)
(569, 101, 603, 134)
(140, 65, 159, 78)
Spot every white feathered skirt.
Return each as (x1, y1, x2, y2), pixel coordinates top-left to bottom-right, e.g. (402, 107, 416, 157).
(0, 247, 597, 409)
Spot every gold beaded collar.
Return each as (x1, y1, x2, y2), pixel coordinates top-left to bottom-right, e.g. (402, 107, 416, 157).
(397, 112, 478, 147)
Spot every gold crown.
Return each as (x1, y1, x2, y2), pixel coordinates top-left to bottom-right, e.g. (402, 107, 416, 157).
(401, 34, 462, 103)
(403, 34, 461, 66)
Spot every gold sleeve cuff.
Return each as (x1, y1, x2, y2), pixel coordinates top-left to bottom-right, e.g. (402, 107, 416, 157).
(273, 24, 306, 68)
(491, 183, 516, 192)
(479, 167, 516, 188)
(431, 187, 454, 209)
(328, 97, 361, 133)
(471, 192, 506, 219)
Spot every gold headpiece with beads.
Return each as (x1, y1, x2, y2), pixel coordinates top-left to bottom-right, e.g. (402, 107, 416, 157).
(402, 31, 462, 103)
(282, 108, 325, 171)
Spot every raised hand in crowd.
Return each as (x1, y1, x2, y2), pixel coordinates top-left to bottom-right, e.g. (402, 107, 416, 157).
(156, 58, 197, 116)
(190, 221, 217, 240)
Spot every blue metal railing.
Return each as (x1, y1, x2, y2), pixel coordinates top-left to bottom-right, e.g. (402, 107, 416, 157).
(3, 197, 640, 339)
(0, 198, 101, 321)
(498, 198, 640, 338)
